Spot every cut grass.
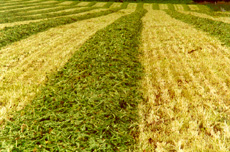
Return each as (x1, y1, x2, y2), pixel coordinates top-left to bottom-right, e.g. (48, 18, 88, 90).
(0, 4, 101, 23)
(0, 4, 146, 151)
(0, 3, 126, 30)
(0, 6, 136, 127)
(140, 8, 230, 151)
(166, 10, 230, 47)
(109, 2, 122, 9)
(0, 4, 129, 49)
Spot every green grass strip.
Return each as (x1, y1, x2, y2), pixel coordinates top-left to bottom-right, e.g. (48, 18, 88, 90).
(152, 3, 159, 10)
(0, 3, 128, 49)
(165, 10, 230, 47)
(0, 3, 146, 152)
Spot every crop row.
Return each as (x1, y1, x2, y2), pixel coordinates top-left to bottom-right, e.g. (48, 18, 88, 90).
(0, 4, 146, 151)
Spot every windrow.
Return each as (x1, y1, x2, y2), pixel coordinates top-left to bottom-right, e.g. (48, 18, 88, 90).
(0, 4, 146, 151)
(0, 3, 128, 49)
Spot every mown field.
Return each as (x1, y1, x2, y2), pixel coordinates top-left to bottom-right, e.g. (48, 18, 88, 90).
(0, 0, 229, 151)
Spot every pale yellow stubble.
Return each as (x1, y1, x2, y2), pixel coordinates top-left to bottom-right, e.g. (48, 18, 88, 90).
(109, 2, 122, 9)
(76, 2, 90, 7)
(127, 3, 137, 10)
(92, 2, 107, 7)
(139, 7, 230, 151)
(159, 4, 168, 10)
(58, 1, 74, 5)
(174, 4, 184, 11)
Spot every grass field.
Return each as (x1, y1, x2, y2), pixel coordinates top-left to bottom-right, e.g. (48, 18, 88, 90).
(0, 0, 229, 151)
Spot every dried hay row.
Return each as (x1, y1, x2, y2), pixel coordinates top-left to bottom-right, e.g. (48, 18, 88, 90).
(188, 5, 200, 11)
(127, 3, 137, 10)
(179, 10, 230, 24)
(159, 4, 168, 10)
(76, 2, 90, 7)
(92, 2, 107, 7)
(0, 7, 136, 121)
(174, 4, 184, 11)
(109, 2, 122, 8)
(143, 3, 152, 11)
(139, 8, 230, 151)
(57, 1, 74, 5)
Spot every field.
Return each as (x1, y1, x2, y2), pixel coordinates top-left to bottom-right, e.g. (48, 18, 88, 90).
(0, 0, 229, 151)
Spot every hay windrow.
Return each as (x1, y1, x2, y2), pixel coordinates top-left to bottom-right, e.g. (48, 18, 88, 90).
(139, 8, 230, 151)
(159, 4, 168, 10)
(92, 2, 107, 7)
(76, 2, 90, 7)
(174, 4, 184, 11)
(110, 2, 122, 8)
(58, 1, 74, 5)
(127, 3, 137, 10)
